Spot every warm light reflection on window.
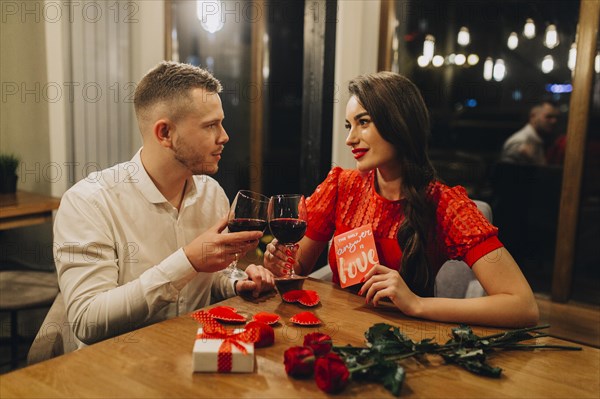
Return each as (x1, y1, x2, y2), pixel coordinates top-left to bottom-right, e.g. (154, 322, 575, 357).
(432, 55, 444, 67)
(523, 18, 536, 39)
(544, 24, 559, 49)
(457, 27, 470, 46)
(483, 57, 493, 81)
(541, 55, 554, 73)
(568, 42, 577, 71)
(423, 35, 435, 61)
(507, 32, 519, 50)
(493, 59, 506, 81)
(417, 55, 430, 67)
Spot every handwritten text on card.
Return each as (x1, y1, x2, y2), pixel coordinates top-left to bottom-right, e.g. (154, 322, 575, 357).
(333, 224, 379, 288)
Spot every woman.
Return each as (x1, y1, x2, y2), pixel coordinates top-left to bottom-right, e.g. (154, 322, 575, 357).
(265, 72, 539, 328)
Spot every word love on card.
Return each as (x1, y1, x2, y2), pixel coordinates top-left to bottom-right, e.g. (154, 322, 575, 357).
(333, 224, 379, 288)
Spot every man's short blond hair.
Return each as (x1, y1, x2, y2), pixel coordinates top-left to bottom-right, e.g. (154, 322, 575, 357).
(134, 61, 222, 120)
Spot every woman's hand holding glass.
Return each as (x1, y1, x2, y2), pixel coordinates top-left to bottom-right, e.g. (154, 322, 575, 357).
(263, 238, 300, 277)
(267, 194, 307, 279)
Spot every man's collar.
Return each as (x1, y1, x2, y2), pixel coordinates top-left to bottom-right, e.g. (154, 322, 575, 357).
(131, 148, 200, 204)
(130, 148, 168, 204)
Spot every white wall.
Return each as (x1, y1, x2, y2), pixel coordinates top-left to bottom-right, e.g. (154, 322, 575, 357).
(130, 0, 166, 150)
(44, 1, 69, 197)
(1, 0, 51, 194)
(331, 0, 381, 169)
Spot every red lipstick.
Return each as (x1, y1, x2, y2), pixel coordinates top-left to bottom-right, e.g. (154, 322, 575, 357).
(352, 148, 368, 159)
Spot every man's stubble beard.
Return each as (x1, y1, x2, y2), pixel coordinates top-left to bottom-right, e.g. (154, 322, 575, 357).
(172, 142, 218, 176)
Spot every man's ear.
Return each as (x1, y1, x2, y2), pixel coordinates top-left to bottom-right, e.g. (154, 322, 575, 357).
(153, 119, 174, 148)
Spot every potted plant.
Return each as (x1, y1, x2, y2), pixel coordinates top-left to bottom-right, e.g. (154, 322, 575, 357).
(0, 153, 20, 194)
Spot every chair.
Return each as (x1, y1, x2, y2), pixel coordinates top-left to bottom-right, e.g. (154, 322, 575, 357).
(309, 200, 492, 299)
(27, 292, 77, 365)
(0, 270, 59, 369)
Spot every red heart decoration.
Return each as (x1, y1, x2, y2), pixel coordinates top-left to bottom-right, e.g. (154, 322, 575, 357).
(297, 290, 320, 307)
(252, 311, 281, 325)
(290, 311, 321, 326)
(207, 305, 246, 323)
(245, 321, 275, 348)
(282, 290, 303, 302)
(282, 290, 320, 307)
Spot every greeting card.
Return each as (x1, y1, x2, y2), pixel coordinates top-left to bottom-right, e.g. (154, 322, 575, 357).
(333, 224, 379, 288)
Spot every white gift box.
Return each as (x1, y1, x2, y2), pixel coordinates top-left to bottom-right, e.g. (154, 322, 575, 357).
(192, 328, 255, 373)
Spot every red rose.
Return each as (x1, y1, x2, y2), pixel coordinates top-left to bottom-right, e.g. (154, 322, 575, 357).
(314, 353, 350, 394)
(245, 321, 274, 348)
(284, 346, 315, 378)
(303, 332, 332, 357)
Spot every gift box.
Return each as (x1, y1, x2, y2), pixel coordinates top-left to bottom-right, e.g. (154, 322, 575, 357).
(192, 328, 255, 373)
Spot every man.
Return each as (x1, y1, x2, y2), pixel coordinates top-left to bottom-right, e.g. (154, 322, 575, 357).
(54, 62, 273, 346)
(501, 101, 560, 165)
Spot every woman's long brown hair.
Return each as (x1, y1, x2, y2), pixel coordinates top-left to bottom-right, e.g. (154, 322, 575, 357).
(349, 72, 437, 296)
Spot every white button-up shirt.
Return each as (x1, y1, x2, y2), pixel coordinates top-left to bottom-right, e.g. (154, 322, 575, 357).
(54, 148, 234, 346)
(501, 124, 547, 165)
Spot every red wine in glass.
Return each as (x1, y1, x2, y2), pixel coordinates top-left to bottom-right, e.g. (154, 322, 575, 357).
(224, 190, 269, 280)
(268, 218, 306, 244)
(268, 194, 307, 279)
(227, 218, 268, 233)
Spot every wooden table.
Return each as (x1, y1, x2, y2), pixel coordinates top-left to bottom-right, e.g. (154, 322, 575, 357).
(0, 191, 60, 230)
(1, 279, 598, 398)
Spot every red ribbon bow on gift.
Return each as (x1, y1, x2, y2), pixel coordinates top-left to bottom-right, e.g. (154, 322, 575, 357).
(192, 310, 260, 372)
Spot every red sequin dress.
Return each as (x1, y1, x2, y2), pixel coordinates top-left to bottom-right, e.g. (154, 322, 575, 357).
(306, 167, 503, 285)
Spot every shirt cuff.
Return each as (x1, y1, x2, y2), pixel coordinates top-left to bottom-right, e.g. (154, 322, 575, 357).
(232, 278, 238, 295)
(158, 248, 198, 290)
(464, 236, 504, 267)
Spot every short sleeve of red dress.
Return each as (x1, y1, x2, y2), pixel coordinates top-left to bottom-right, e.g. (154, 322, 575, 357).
(305, 167, 342, 242)
(431, 183, 504, 267)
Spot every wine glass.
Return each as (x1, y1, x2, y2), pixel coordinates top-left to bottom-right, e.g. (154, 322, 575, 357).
(223, 190, 269, 280)
(268, 194, 307, 279)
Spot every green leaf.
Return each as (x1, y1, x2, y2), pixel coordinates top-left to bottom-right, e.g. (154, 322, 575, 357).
(382, 364, 405, 396)
(445, 325, 480, 347)
(440, 348, 502, 378)
(414, 338, 440, 353)
(353, 358, 405, 396)
(371, 341, 411, 355)
(364, 323, 417, 355)
(456, 358, 502, 378)
(365, 323, 395, 343)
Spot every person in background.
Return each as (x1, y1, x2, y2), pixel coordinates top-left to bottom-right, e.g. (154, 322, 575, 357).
(264, 71, 539, 328)
(501, 101, 560, 165)
(54, 62, 274, 346)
